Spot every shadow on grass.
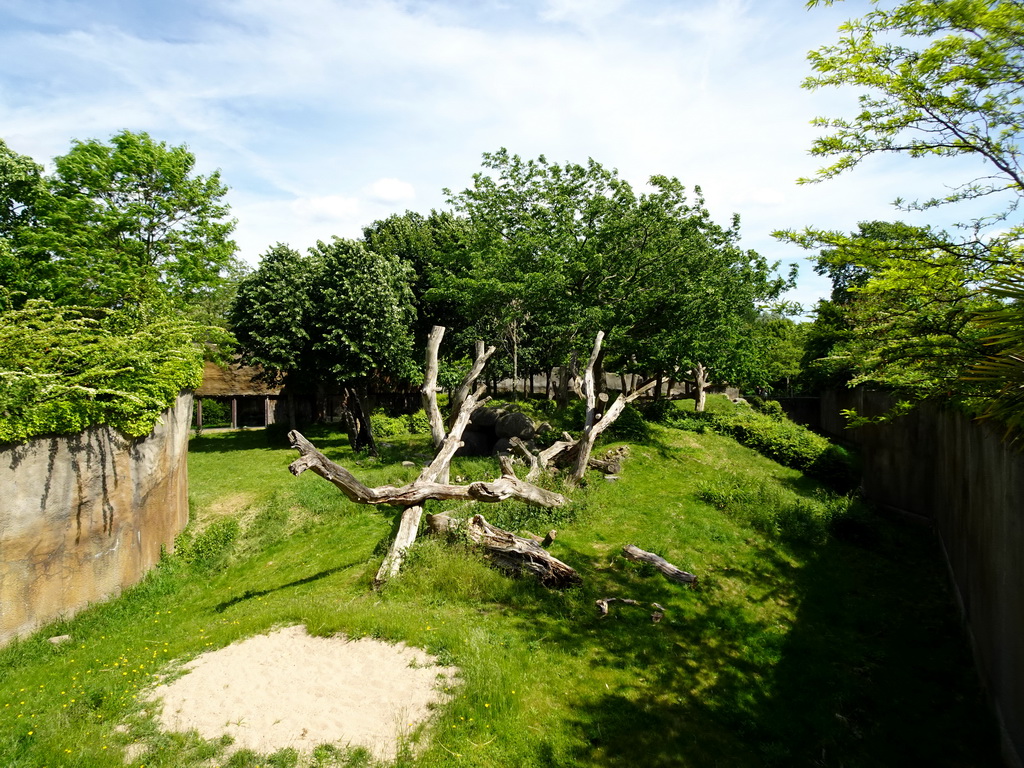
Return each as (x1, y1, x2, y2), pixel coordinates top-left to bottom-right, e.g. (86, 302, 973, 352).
(188, 424, 354, 454)
(213, 560, 362, 613)
(500, 514, 1000, 767)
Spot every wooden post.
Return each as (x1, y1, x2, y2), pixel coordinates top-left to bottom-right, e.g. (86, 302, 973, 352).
(231, 398, 238, 429)
(196, 398, 203, 430)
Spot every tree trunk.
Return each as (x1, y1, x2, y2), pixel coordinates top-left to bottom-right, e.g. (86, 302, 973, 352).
(427, 513, 581, 588)
(693, 363, 709, 413)
(421, 325, 446, 450)
(557, 361, 570, 410)
(567, 334, 658, 486)
(622, 545, 697, 585)
(449, 340, 495, 430)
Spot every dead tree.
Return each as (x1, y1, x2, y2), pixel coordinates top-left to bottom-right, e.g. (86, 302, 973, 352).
(565, 332, 658, 486)
(288, 326, 659, 587)
(289, 327, 562, 587)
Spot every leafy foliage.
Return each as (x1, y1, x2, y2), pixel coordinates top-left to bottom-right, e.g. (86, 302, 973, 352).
(674, 398, 857, 490)
(0, 300, 203, 443)
(231, 239, 418, 393)
(785, 2, 1024, 429)
(966, 274, 1024, 441)
(698, 474, 854, 545)
(444, 150, 790, 401)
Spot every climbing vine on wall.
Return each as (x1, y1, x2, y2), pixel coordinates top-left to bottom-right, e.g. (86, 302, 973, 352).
(0, 300, 203, 444)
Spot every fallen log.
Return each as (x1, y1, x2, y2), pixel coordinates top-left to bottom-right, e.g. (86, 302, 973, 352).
(427, 513, 581, 588)
(595, 597, 666, 623)
(622, 545, 697, 586)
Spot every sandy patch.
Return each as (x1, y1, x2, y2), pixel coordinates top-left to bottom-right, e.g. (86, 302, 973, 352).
(147, 625, 456, 761)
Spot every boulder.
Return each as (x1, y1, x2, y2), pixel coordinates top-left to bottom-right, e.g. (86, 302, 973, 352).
(495, 411, 536, 440)
(470, 406, 503, 428)
(455, 428, 495, 457)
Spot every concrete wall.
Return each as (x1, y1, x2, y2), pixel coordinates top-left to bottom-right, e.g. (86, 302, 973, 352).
(0, 393, 192, 645)
(822, 389, 1024, 767)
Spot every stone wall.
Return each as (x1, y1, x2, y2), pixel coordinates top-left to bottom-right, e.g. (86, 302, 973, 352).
(0, 393, 192, 645)
(822, 389, 1024, 767)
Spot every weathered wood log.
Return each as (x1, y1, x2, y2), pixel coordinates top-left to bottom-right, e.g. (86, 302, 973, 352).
(421, 325, 446, 451)
(448, 340, 495, 429)
(375, 504, 424, 584)
(427, 513, 581, 588)
(595, 597, 665, 622)
(588, 446, 629, 475)
(622, 545, 697, 585)
(290, 431, 569, 509)
(523, 530, 557, 547)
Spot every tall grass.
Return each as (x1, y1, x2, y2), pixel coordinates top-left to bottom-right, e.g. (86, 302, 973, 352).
(0, 419, 999, 767)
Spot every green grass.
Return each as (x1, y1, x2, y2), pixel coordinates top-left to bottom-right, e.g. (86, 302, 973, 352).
(0, 413, 1000, 767)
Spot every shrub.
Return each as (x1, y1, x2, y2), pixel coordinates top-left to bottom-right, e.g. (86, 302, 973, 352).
(196, 398, 231, 427)
(605, 405, 650, 442)
(672, 398, 858, 491)
(175, 517, 240, 570)
(0, 300, 204, 444)
(406, 409, 432, 435)
(369, 409, 408, 438)
(698, 475, 851, 545)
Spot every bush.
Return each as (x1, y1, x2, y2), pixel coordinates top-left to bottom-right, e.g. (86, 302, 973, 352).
(196, 398, 231, 427)
(672, 398, 858, 491)
(369, 409, 409, 438)
(698, 475, 852, 545)
(0, 300, 204, 443)
(406, 409, 432, 435)
(605, 405, 650, 442)
(175, 517, 240, 570)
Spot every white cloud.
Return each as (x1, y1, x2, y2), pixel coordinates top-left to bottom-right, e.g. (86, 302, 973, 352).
(0, 0, 909, 306)
(365, 178, 416, 204)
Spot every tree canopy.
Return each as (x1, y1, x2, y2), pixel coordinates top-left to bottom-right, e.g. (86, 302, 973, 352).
(438, 149, 788, 407)
(231, 238, 418, 394)
(783, 0, 1024, 426)
(2, 130, 240, 314)
(0, 131, 238, 443)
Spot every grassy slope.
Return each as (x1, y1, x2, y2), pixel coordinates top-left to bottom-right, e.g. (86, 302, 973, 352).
(0, 414, 1000, 768)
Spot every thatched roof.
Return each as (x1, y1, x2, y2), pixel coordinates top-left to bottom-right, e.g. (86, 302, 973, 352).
(195, 361, 282, 397)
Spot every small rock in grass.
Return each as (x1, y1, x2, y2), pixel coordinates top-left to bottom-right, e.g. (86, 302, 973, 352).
(604, 475, 620, 482)
(48, 635, 72, 645)
(401, 461, 416, 468)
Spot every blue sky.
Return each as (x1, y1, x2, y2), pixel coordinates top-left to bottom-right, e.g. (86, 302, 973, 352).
(0, 0, 966, 309)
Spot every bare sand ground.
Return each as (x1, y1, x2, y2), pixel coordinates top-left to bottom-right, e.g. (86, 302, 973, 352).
(146, 625, 457, 761)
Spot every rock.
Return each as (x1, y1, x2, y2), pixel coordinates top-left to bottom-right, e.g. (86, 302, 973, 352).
(470, 407, 503, 428)
(604, 475, 620, 482)
(401, 461, 416, 468)
(495, 411, 536, 440)
(48, 634, 72, 645)
(455, 430, 496, 457)
(493, 437, 513, 456)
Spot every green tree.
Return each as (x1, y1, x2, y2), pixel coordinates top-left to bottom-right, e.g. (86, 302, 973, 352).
(17, 130, 238, 311)
(445, 150, 790, 406)
(802, 0, 1024, 244)
(0, 139, 45, 301)
(230, 244, 313, 382)
(445, 150, 639, 397)
(611, 177, 789, 409)
(231, 238, 417, 451)
(782, 1, 1024, 423)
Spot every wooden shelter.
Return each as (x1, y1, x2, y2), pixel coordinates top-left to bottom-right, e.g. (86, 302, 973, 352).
(194, 361, 283, 429)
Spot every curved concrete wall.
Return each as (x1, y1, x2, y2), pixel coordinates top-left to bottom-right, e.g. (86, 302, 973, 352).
(0, 393, 192, 645)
